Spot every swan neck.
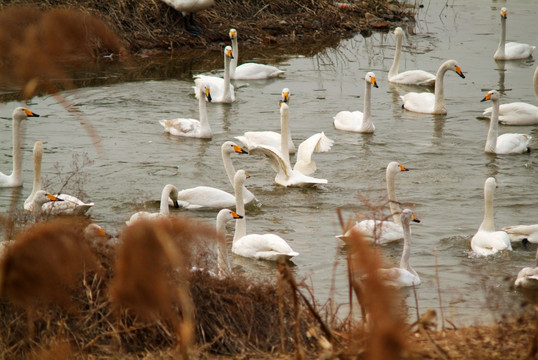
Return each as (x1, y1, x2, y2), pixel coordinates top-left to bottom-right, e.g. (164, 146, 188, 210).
(433, 64, 447, 113)
(280, 107, 291, 167)
(160, 187, 172, 215)
(31, 144, 43, 199)
(222, 148, 236, 188)
(215, 216, 230, 276)
(480, 183, 495, 232)
(386, 170, 401, 225)
(230, 37, 238, 76)
(223, 53, 231, 98)
(485, 99, 499, 153)
(11, 117, 24, 184)
(389, 33, 403, 78)
(495, 17, 506, 58)
(363, 81, 373, 125)
(198, 88, 210, 134)
(233, 177, 246, 241)
(399, 219, 412, 270)
(533, 66, 538, 100)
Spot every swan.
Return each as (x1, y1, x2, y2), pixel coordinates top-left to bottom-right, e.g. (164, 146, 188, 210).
(159, 79, 212, 138)
(126, 184, 180, 225)
(400, 59, 465, 114)
(493, 7, 535, 60)
(31, 190, 64, 222)
(515, 247, 538, 289)
(23, 141, 94, 215)
(502, 224, 538, 244)
(481, 66, 538, 125)
(333, 72, 378, 133)
(471, 177, 512, 256)
(480, 90, 531, 154)
(228, 28, 285, 80)
(250, 102, 334, 187)
(215, 208, 243, 276)
(0, 107, 40, 188)
(232, 169, 299, 261)
(388, 27, 436, 87)
(169, 141, 256, 209)
(337, 162, 409, 244)
(194, 45, 235, 103)
(159, 0, 215, 34)
(376, 209, 421, 288)
(235, 88, 296, 154)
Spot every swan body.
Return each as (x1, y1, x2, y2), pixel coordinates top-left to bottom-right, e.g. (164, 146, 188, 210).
(127, 184, 180, 225)
(377, 209, 421, 288)
(232, 169, 298, 261)
(389, 27, 436, 87)
(400, 60, 466, 114)
(338, 162, 409, 244)
(159, 79, 212, 138)
(471, 177, 512, 256)
(194, 46, 235, 103)
(502, 224, 538, 244)
(23, 141, 94, 215)
(0, 107, 40, 188)
(493, 7, 535, 60)
(334, 72, 378, 133)
(480, 90, 531, 154)
(251, 102, 333, 187)
(229, 28, 284, 80)
(169, 141, 255, 209)
(236, 88, 296, 154)
(515, 248, 538, 289)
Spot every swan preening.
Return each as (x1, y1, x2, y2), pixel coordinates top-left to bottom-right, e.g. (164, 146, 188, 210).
(232, 169, 299, 261)
(388, 27, 436, 87)
(515, 247, 538, 289)
(333, 72, 378, 133)
(502, 224, 538, 244)
(159, 0, 215, 34)
(337, 162, 409, 244)
(250, 101, 334, 187)
(480, 90, 531, 154)
(400, 59, 465, 114)
(229, 28, 285, 80)
(194, 45, 235, 103)
(127, 184, 180, 225)
(24, 141, 94, 215)
(159, 79, 213, 138)
(0, 107, 40, 188)
(471, 177, 512, 256)
(235, 88, 296, 154)
(493, 7, 535, 60)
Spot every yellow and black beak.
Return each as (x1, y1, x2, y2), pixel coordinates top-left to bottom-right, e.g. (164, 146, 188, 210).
(371, 76, 379, 88)
(230, 29, 236, 39)
(501, 9, 507, 19)
(455, 66, 465, 79)
(412, 213, 421, 223)
(244, 171, 250, 179)
(282, 91, 290, 103)
(399, 164, 409, 172)
(480, 93, 492, 102)
(24, 108, 40, 117)
(231, 210, 243, 219)
(227, 48, 234, 59)
(172, 200, 180, 209)
(233, 144, 248, 155)
(205, 88, 212, 103)
(47, 194, 64, 202)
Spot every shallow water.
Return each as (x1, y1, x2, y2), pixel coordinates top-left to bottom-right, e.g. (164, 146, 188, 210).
(1, 0, 538, 326)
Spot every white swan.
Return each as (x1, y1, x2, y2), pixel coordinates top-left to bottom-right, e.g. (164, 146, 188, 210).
(250, 102, 334, 187)
(31, 190, 64, 222)
(333, 72, 378, 133)
(400, 59, 465, 114)
(215, 208, 242, 276)
(159, 0, 215, 34)
(159, 79, 212, 138)
(228, 28, 285, 80)
(388, 27, 436, 87)
(170, 141, 256, 209)
(376, 209, 421, 288)
(194, 45, 235, 103)
(23, 141, 94, 215)
(515, 247, 538, 289)
(337, 162, 409, 244)
(493, 7, 535, 60)
(471, 177, 512, 256)
(482, 66, 538, 125)
(480, 90, 531, 154)
(235, 88, 296, 154)
(127, 184, 180, 225)
(0, 107, 40, 188)
(232, 169, 298, 261)
(502, 224, 538, 244)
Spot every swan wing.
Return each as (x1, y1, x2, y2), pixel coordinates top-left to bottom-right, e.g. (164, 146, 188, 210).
(42, 193, 93, 215)
(389, 70, 436, 87)
(232, 63, 284, 80)
(174, 186, 236, 209)
(235, 131, 281, 150)
(515, 267, 538, 288)
(496, 133, 531, 154)
(333, 111, 365, 132)
(232, 233, 298, 261)
(483, 102, 538, 125)
(351, 220, 405, 244)
(159, 118, 201, 137)
(293, 132, 334, 175)
(193, 75, 235, 103)
(377, 268, 421, 288)
(250, 145, 292, 177)
(471, 230, 512, 256)
(505, 42, 536, 59)
(400, 92, 436, 114)
(126, 211, 163, 226)
(502, 224, 538, 243)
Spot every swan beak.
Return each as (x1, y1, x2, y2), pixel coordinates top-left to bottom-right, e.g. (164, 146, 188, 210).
(205, 88, 212, 102)
(399, 164, 409, 172)
(172, 200, 180, 209)
(412, 213, 421, 223)
(371, 77, 379, 88)
(233, 144, 248, 154)
(229, 29, 236, 39)
(501, 10, 507, 19)
(480, 93, 492, 102)
(231, 210, 243, 219)
(282, 92, 290, 103)
(244, 171, 250, 179)
(227, 48, 234, 59)
(24, 108, 40, 117)
(47, 194, 64, 202)
(455, 66, 465, 79)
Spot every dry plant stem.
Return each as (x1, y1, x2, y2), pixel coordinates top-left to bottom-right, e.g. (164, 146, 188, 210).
(412, 285, 420, 324)
(277, 275, 286, 352)
(434, 247, 446, 331)
(417, 324, 451, 360)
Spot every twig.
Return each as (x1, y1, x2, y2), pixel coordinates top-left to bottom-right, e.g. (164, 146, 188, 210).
(434, 247, 446, 331)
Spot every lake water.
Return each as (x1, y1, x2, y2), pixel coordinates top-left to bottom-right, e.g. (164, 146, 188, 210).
(1, 0, 538, 326)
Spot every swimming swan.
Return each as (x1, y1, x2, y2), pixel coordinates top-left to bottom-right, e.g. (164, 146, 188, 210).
(0, 107, 40, 188)
(232, 169, 299, 261)
(334, 72, 378, 133)
(194, 45, 235, 103)
(480, 90, 531, 154)
(514, 247, 538, 289)
(235, 88, 296, 154)
(229, 28, 284, 80)
(337, 162, 409, 244)
(159, 79, 212, 138)
(376, 209, 421, 288)
(23, 141, 94, 215)
(470, 177, 512, 256)
(170, 141, 256, 209)
(215, 208, 243, 276)
(502, 224, 538, 244)
(388, 27, 436, 87)
(493, 7, 535, 60)
(482, 66, 538, 125)
(400, 59, 465, 114)
(127, 184, 180, 225)
(250, 102, 334, 187)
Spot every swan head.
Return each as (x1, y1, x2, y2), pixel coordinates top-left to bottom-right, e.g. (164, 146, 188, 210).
(500, 7, 507, 19)
(233, 169, 249, 187)
(281, 88, 290, 103)
(222, 141, 248, 155)
(394, 27, 404, 37)
(365, 72, 379, 88)
(229, 28, 237, 39)
(401, 209, 420, 224)
(13, 107, 40, 121)
(217, 208, 243, 224)
(224, 45, 234, 59)
(33, 190, 64, 207)
(444, 60, 465, 79)
(387, 161, 408, 175)
(481, 89, 499, 103)
(485, 177, 498, 192)
(164, 184, 180, 208)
